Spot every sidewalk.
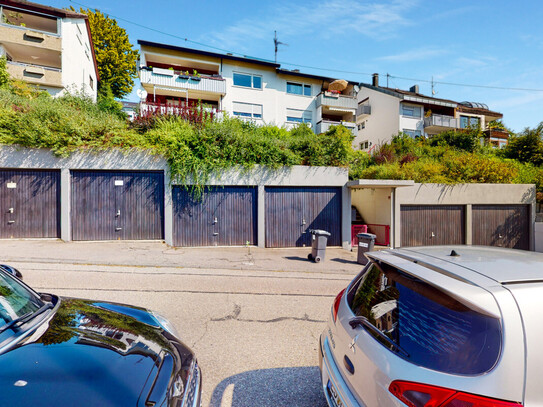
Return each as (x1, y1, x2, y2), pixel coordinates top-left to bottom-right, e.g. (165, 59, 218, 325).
(0, 240, 364, 275)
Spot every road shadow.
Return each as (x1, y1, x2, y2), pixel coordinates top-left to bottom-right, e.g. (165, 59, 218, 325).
(208, 366, 327, 407)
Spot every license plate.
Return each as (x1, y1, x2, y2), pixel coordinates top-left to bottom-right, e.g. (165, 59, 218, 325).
(327, 380, 344, 407)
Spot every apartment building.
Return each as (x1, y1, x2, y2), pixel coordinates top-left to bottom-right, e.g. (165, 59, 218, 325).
(356, 74, 506, 150)
(137, 40, 358, 137)
(0, 0, 98, 100)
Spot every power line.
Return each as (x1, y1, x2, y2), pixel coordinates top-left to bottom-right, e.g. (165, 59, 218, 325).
(70, 0, 543, 93)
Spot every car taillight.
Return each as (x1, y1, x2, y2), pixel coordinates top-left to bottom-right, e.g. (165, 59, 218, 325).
(389, 381, 522, 407)
(332, 288, 346, 323)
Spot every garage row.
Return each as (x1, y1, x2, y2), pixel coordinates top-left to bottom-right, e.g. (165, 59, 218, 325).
(0, 169, 342, 247)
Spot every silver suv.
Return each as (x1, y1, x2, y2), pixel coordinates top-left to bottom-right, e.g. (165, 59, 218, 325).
(319, 245, 540, 407)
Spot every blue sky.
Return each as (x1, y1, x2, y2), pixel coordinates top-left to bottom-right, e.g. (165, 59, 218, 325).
(45, 0, 543, 132)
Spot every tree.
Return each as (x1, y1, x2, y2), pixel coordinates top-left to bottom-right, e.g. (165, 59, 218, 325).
(0, 56, 10, 88)
(74, 8, 139, 99)
(501, 122, 543, 166)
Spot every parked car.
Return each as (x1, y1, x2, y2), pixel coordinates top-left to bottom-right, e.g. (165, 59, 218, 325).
(319, 245, 541, 407)
(0, 264, 201, 407)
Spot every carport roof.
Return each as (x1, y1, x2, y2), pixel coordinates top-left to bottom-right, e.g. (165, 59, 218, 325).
(347, 180, 414, 189)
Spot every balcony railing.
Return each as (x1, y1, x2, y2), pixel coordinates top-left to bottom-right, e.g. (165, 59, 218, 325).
(0, 24, 61, 51)
(315, 119, 357, 136)
(7, 61, 61, 87)
(423, 114, 458, 134)
(316, 92, 357, 110)
(139, 102, 221, 117)
(139, 69, 226, 95)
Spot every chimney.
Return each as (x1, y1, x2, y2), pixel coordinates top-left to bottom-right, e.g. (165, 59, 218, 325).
(372, 73, 379, 87)
(410, 84, 419, 94)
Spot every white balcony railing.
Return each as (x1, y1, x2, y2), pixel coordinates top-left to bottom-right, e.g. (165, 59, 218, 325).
(316, 92, 357, 110)
(315, 120, 357, 136)
(139, 69, 226, 95)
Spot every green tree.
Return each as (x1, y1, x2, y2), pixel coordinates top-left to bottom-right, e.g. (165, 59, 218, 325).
(0, 56, 10, 88)
(74, 8, 139, 98)
(501, 122, 543, 165)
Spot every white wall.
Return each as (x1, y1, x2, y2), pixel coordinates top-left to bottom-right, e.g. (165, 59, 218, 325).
(351, 188, 392, 225)
(220, 62, 321, 129)
(356, 87, 400, 149)
(399, 102, 424, 135)
(61, 18, 97, 101)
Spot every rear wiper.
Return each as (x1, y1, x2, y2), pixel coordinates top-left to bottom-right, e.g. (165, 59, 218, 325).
(349, 316, 409, 357)
(0, 302, 53, 334)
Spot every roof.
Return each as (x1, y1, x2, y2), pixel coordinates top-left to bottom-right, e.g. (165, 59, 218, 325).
(456, 104, 503, 118)
(376, 246, 543, 285)
(276, 68, 357, 85)
(138, 40, 280, 69)
(0, 0, 87, 19)
(360, 83, 457, 107)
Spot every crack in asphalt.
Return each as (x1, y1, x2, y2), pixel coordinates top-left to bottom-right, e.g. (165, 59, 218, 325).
(211, 304, 326, 324)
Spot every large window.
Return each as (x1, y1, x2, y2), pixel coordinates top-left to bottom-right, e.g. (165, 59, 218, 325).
(401, 104, 422, 118)
(233, 73, 262, 89)
(402, 129, 421, 138)
(286, 108, 311, 124)
(287, 82, 311, 96)
(233, 102, 262, 119)
(460, 115, 480, 129)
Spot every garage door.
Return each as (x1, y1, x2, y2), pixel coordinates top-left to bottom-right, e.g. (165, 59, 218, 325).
(173, 186, 257, 247)
(472, 205, 530, 250)
(71, 171, 164, 240)
(401, 205, 465, 247)
(0, 169, 60, 238)
(265, 187, 341, 248)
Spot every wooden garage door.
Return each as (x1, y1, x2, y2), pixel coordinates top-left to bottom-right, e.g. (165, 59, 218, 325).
(265, 187, 341, 248)
(0, 169, 60, 238)
(173, 186, 257, 247)
(401, 205, 465, 247)
(472, 205, 530, 250)
(71, 171, 164, 241)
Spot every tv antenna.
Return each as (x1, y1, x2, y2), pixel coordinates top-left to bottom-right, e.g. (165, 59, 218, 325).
(274, 31, 287, 63)
(431, 76, 437, 96)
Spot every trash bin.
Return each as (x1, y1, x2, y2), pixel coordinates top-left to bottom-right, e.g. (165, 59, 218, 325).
(307, 229, 331, 263)
(357, 233, 376, 265)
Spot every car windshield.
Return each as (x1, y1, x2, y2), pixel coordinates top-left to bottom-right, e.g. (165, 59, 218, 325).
(0, 272, 42, 327)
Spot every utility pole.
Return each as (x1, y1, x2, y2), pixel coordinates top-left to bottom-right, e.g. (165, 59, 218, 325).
(274, 31, 287, 64)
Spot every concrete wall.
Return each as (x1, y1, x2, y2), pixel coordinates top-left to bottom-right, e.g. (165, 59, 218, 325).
(356, 87, 400, 149)
(535, 223, 543, 253)
(61, 18, 98, 101)
(351, 188, 393, 225)
(0, 147, 350, 248)
(394, 183, 536, 249)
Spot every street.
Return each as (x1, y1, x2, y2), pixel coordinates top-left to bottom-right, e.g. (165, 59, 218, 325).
(1, 241, 360, 407)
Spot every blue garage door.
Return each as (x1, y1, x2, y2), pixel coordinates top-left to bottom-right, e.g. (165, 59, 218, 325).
(173, 186, 257, 247)
(265, 187, 342, 248)
(71, 171, 164, 241)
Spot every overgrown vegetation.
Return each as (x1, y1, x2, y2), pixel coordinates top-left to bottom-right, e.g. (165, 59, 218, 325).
(1, 55, 542, 199)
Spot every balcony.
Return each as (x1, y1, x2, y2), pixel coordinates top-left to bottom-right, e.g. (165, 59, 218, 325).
(140, 102, 221, 117)
(7, 61, 61, 87)
(423, 114, 458, 135)
(139, 69, 226, 96)
(315, 120, 357, 136)
(316, 92, 357, 111)
(357, 104, 371, 119)
(0, 25, 61, 52)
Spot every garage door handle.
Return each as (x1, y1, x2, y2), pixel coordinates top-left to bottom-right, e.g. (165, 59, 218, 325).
(213, 232, 219, 236)
(7, 220, 14, 224)
(115, 227, 122, 231)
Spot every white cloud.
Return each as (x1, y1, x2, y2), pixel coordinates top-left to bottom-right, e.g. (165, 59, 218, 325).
(377, 47, 447, 63)
(207, 0, 419, 50)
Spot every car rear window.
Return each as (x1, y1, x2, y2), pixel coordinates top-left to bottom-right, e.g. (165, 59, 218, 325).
(350, 262, 502, 375)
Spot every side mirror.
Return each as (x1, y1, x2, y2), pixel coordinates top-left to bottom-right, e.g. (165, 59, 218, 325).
(0, 264, 23, 280)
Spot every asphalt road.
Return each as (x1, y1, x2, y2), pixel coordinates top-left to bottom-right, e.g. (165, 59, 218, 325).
(15, 259, 356, 407)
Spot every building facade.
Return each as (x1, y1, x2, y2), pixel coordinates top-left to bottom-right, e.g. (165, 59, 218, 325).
(355, 74, 505, 151)
(137, 40, 358, 137)
(0, 0, 98, 100)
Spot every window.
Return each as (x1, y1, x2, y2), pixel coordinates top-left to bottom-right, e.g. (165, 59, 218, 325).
(358, 122, 366, 130)
(360, 140, 370, 150)
(286, 108, 311, 124)
(233, 73, 262, 89)
(460, 115, 480, 129)
(89, 75, 94, 90)
(350, 262, 501, 375)
(287, 82, 311, 96)
(402, 129, 421, 138)
(401, 104, 422, 118)
(233, 102, 262, 119)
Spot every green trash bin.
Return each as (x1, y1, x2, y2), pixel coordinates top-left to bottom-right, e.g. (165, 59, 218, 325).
(308, 229, 331, 263)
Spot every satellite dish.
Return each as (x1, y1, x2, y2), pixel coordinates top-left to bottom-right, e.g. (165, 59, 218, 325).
(136, 89, 148, 100)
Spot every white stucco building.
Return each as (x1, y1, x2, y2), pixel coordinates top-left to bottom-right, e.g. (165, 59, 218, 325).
(0, 0, 98, 100)
(137, 40, 358, 138)
(355, 74, 507, 151)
